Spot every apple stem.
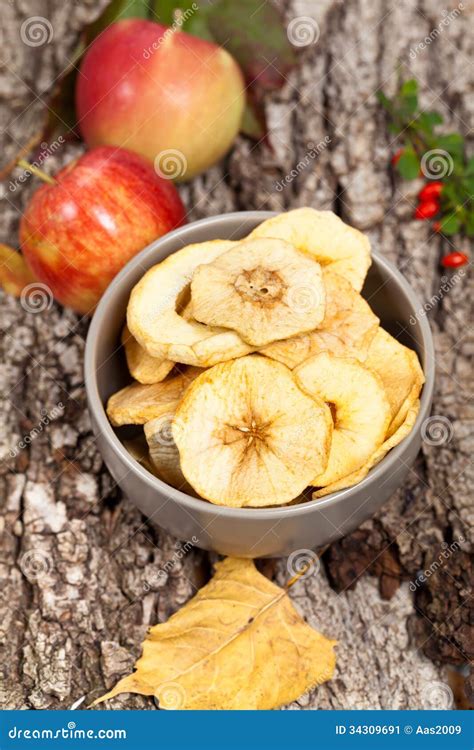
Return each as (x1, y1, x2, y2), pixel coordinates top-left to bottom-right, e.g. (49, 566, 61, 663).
(172, 8, 184, 28)
(17, 159, 57, 185)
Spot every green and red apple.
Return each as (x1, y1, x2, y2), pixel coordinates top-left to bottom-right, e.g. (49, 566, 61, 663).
(19, 146, 185, 314)
(76, 20, 245, 180)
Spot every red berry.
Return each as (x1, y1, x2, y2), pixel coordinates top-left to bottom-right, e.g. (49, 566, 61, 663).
(441, 252, 469, 269)
(419, 181, 443, 202)
(432, 220, 442, 232)
(391, 148, 404, 166)
(414, 200, 440, 220)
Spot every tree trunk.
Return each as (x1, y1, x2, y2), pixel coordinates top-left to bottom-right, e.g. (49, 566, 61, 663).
(0, 0, 472, 710)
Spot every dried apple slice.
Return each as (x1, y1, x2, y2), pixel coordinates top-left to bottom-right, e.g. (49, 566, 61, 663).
(173, 355, 332, 507)
(364, 328, 424, 437)
(144, 416, 193, 493)
(294, 352, 391, 486)
(190, 238, 325, 346)
(122, 325, 174, 385)
(313, 399, 420, 498)
(127, 240, 257, 367)
(247, 208, 371, 291)
(123, 435, 156, 476)
(261, 270, 379, 368)
(106, 367, 202, 426)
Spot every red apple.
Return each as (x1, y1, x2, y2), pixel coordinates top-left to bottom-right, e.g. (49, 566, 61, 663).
(19, 146, 185, 314)
(76, 20, 245, 181)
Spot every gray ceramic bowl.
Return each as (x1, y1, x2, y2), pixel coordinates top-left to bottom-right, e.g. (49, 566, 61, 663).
(85, 212, 434, 557)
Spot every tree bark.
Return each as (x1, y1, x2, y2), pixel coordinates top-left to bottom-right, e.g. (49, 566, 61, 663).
(0, 0, 472, 710)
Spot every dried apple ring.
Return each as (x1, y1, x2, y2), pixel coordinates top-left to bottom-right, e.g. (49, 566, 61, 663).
(313, 399, 420, 498)
(191, 238, 325, 346)
(106, 367, 202, 426)
(127, 240, 255, 367)
(295, 352, 391, 486)
(122, 325, 174, 385)
(261, 270, 379, 368)
(173, 355, 332, 507)
(364, 328, 424, 437)
(144, 416, 193, 494)
(247, 208, 371, 291)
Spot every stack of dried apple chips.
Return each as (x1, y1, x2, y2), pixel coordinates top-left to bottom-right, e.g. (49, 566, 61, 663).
(107, 209, 424, 507)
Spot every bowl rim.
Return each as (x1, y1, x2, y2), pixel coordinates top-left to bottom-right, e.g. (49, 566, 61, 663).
(85, 210, 435, 519)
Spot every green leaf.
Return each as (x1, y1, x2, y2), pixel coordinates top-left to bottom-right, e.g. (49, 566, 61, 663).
(400, 79, 418, 97)
(416, 110, 443, 135)
(183, 11, 214, 40)
(398, 79, 418, 117)
(465, 212, 474, 237)
(463, 156, 474, 176)
(396, 147, 420, 180)
(87, 0, 152, 41)
(440, 182, 459, 204)
(439, 214, 460, 235)
(436, 133, 464, 159)
(461, 176, 474, 195)
(377, 91, 392, 110)
(207, 0, 296, 91)
(151, 1, 213, 37)
(240, 100, 266, 140)
(151, 0, 179, 24)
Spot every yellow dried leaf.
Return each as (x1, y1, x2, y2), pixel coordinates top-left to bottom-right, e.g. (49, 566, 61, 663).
(0, 243, 36, 297)
(94, 557, 336, 710)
